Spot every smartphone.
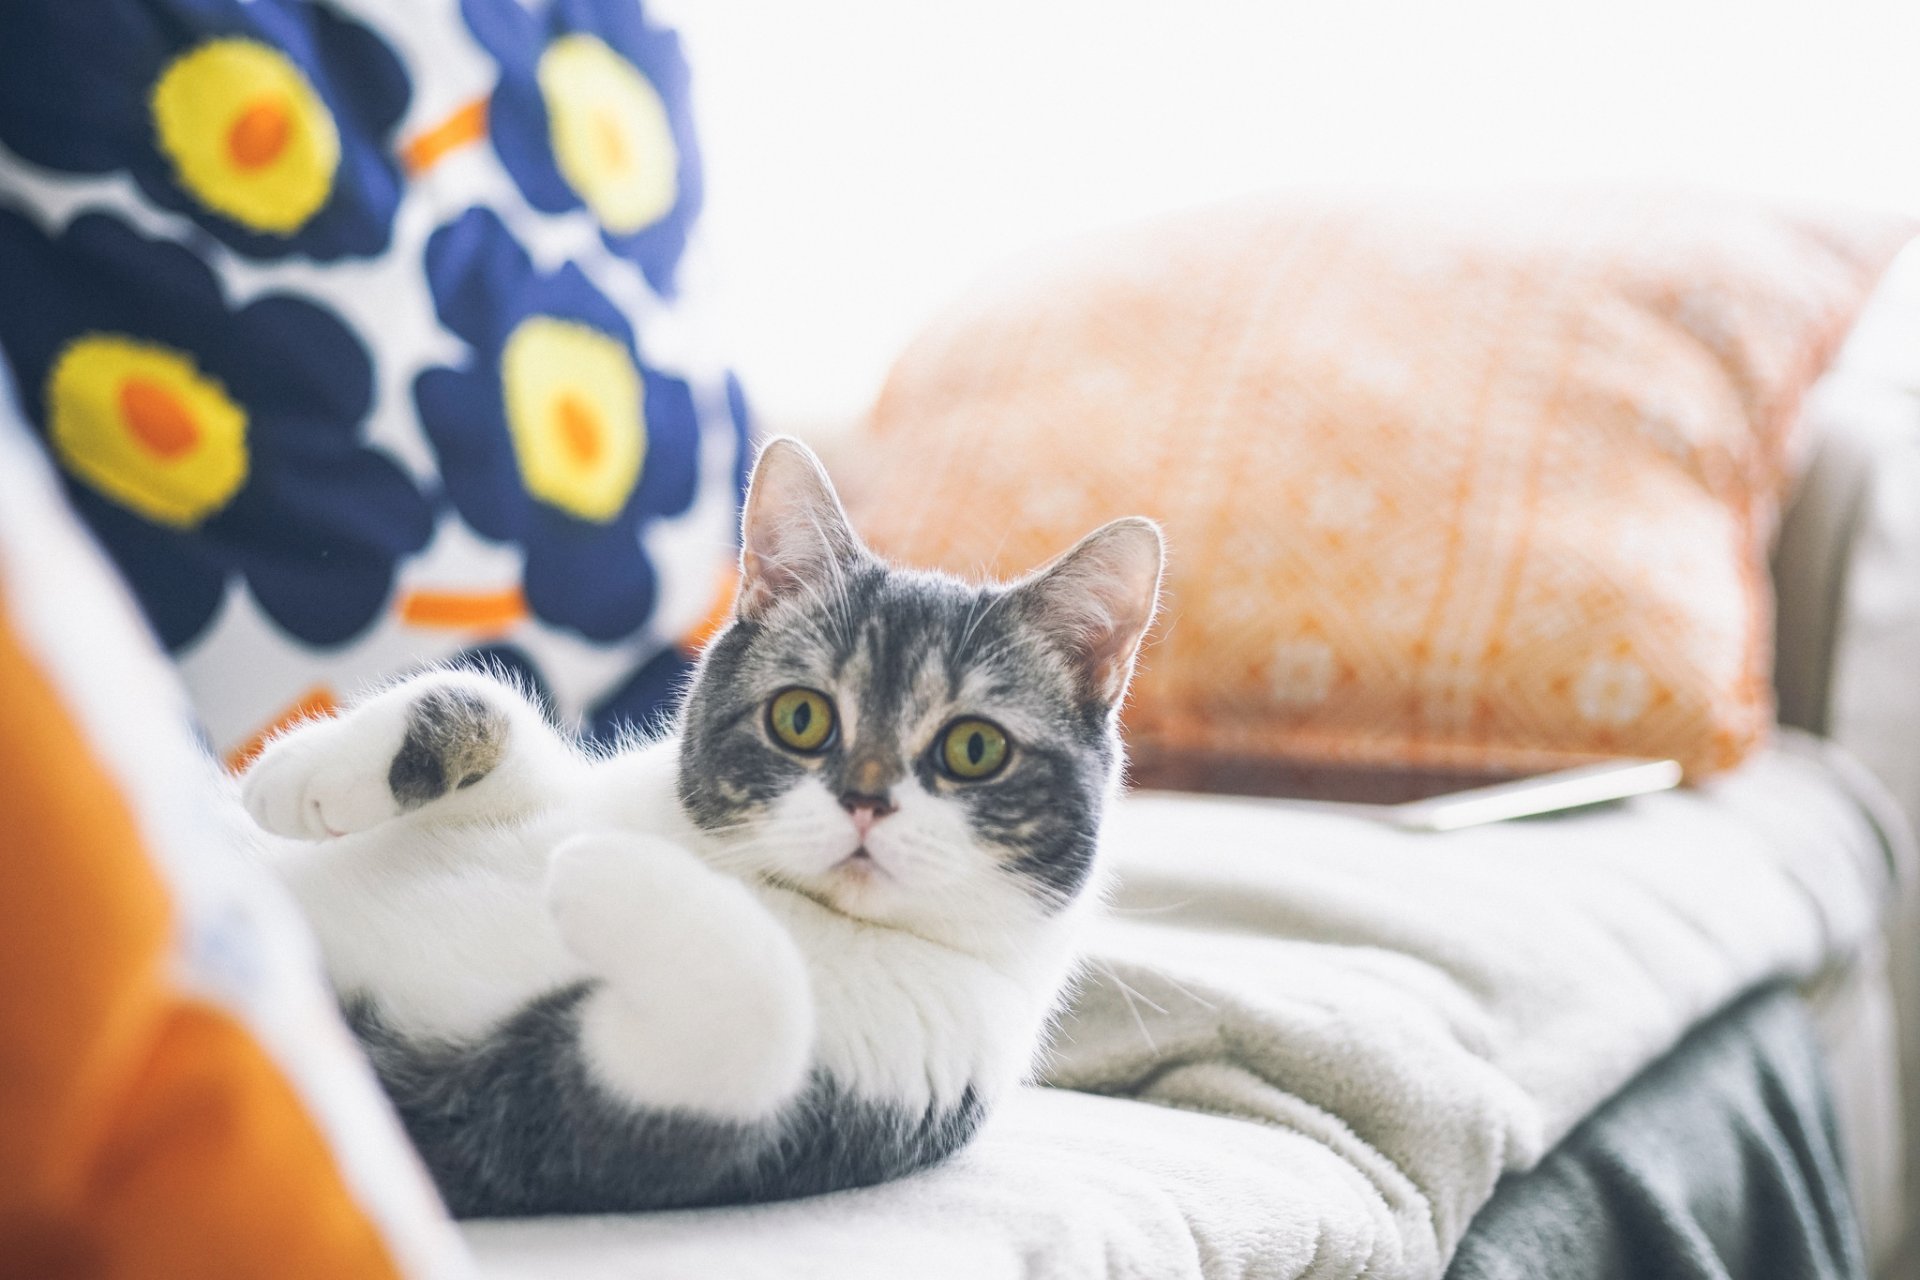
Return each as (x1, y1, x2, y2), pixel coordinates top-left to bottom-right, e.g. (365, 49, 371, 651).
(1128, 754, 1684, 832)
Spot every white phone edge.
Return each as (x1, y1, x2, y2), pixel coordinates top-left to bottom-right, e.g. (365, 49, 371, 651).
(1388, 758, 1684, 832)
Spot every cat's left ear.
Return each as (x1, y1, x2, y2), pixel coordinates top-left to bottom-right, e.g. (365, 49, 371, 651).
(1015, 517, 1164, 706)
(737, 437, 868, 621)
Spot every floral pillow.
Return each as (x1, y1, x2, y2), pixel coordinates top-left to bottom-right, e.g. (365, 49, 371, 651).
(0, 0, 748, 764)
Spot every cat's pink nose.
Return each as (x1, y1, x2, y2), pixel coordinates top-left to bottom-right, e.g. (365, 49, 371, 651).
(839, 791, 896, 836)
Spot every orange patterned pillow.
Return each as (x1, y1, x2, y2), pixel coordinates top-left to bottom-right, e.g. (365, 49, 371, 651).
(841, 191, 1913, 780)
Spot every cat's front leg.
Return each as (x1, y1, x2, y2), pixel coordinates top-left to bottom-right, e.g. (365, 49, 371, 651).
(545, 832, 815, 1119)
(242, 669, 572, 841)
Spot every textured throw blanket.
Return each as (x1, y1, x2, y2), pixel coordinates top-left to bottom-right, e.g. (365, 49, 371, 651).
(1446, 984, 1866, 1280)
(466, 735, 1903, 1280)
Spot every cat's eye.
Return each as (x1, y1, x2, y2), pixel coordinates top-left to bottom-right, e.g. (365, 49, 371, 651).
(939, 718, 1010, 781)
(767, 687, 836, 753)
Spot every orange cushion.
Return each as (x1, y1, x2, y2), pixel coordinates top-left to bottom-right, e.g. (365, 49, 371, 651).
(842, 190, 1913, 779)
(0, 392, 465, 1276)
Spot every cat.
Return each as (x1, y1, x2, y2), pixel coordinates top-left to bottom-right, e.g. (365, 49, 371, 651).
(239, 437, 1163, 1217)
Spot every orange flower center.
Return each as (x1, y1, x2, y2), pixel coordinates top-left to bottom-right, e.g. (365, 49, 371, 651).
(554, 394, 604, 466)
(594, 110, 631, 175)
(227, 96, 293, 170)
(119, 376, 201, 459)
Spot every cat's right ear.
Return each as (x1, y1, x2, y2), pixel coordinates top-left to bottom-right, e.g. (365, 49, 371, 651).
(737, 437, 866, 621)
(1013, 517, 1164, 706)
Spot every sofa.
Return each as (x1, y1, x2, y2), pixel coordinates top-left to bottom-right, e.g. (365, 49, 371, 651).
(2, 239, 1914, 1280)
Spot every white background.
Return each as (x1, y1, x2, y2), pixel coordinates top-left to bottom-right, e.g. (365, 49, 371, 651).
(665, 0, 1920, 434)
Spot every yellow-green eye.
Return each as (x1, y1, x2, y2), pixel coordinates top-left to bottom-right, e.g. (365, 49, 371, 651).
(768, 687, 835, 753)
(941, 718, 1010, 780)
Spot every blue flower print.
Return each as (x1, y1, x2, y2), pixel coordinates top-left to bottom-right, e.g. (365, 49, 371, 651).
(725, 371, 756, 510)
(414, 207, 700, 643)
(0, 208, 433, 650)
(462, 0, 702, 296)
(0, 0, 409, 261)
(449, 642, 555, 712)
(587, 645, 694, 741)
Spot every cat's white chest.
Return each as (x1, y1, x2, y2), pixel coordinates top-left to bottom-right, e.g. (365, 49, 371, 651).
(282, 818, 587, 1039)
(758, 891, 1064, 1111)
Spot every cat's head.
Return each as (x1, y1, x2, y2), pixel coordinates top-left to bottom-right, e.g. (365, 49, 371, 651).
(677, 438, 1162, 944)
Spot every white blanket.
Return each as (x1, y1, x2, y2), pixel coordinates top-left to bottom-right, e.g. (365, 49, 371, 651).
(466, 735, 1902, 1280)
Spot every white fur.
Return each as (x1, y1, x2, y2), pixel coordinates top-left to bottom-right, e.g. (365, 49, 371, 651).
(550, 832, 815, 1119)
(245, 669, 1086, 1125)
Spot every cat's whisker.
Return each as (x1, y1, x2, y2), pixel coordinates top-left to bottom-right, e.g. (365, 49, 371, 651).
(1105, 895, 1203, 918)
(1084, 959, 1164, 1052)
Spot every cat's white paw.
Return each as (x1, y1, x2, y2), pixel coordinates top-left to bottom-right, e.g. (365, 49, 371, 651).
(240, 706, 408, 841)
(542, 832, 726, 972)
(545, 832, 815, 1119)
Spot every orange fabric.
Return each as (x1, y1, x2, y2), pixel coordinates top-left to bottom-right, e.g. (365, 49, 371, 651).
(679, 566, 739, 653)
(847, 191, 1914, 778)
(224, 685, 338, 772)
(0, 595, 400, 1278)
(397, 585, 528, 634)
(400, 97, 488, 176)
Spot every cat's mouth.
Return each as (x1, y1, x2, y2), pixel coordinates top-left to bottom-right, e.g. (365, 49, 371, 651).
(753, 849, 897, 923)
(833, 846, 889, 880)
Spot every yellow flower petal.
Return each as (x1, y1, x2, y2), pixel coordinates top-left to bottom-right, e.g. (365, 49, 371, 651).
(48, 335, 250, 528)
(151, 38, 340, 234)
(538, 34, 678, 236)
(500, 316, 646, 523)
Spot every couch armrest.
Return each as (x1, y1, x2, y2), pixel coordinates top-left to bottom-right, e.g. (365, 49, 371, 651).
(1809, 401, 1920, 826)
(1775, 238, 1920, 826)
(1772, 376, 1920, 741)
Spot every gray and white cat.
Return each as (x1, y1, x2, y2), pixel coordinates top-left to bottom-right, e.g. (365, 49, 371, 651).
(240, 438, 1163, 1217)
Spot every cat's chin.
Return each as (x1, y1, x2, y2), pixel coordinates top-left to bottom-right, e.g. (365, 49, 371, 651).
(832, 847, 887, 880)
(815, 854, 900, 918)
(749, 860, 898, 927)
